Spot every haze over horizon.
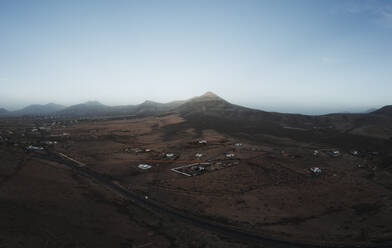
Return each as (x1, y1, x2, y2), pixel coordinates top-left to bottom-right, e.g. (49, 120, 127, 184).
(1, 0, 391, 114)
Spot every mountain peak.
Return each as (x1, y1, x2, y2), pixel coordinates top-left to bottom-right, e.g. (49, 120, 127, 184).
(140, 100, 161, 106)
(200, 91, 220, 98)
(83, 101, 105, 106)
(46, 102, 60, 106)
(186, 91, 226, 104)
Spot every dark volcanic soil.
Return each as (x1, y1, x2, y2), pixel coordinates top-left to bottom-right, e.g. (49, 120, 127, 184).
(0, 113, 391, 247)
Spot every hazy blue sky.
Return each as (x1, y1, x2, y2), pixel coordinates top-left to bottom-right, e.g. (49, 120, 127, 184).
(0, 0, 391, 114)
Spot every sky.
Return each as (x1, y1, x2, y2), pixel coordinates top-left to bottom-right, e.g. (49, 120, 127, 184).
(0, 0, 391, 114)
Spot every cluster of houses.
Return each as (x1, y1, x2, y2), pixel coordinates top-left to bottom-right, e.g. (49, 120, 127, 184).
(313, 149, 376, 158)
(131, 139, 381, 179)
(42, 141, 57, 145)
(125, 147, 152, 153)
(189, 140, 208, 145)
(309, 148, 381, 176)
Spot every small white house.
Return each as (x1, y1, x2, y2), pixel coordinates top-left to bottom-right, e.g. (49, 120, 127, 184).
(329, 150, 341, 157)
(309, 167, 322, 174)
(195, 153, 203, 158)
(351, 150, 359, 156)
(226, 153, 235, 158)
(138, 164, 152, 170)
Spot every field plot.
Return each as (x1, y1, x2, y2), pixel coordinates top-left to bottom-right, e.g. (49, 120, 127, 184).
(171, 160, 240, 177)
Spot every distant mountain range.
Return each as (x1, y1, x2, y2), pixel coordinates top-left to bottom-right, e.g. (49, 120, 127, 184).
(52, 98, 185, 117)
(1, 92, 391, 140)
(0, 103, 66, 116)
(0, 92, 391, 119)
(13, 103, 66, 116)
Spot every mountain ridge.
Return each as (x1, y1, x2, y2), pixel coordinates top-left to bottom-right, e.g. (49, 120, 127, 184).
(7, 103, 66, 116)
(0, 92, 390, 119)
(372, 105, 392, 116)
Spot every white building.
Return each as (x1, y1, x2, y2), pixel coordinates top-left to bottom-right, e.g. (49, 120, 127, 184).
(195, 153, 203, 158)
(309, 167, 322, 174)
(138, 164, 152, 170)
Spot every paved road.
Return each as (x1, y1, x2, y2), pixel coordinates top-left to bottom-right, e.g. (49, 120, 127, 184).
(34, 151, 385, 248)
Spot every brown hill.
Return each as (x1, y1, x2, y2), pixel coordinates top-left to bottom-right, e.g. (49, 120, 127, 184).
(173, 92, 392, 145)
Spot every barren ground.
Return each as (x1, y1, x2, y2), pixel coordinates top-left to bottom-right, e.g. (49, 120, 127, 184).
(0, 114, 391, 247)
